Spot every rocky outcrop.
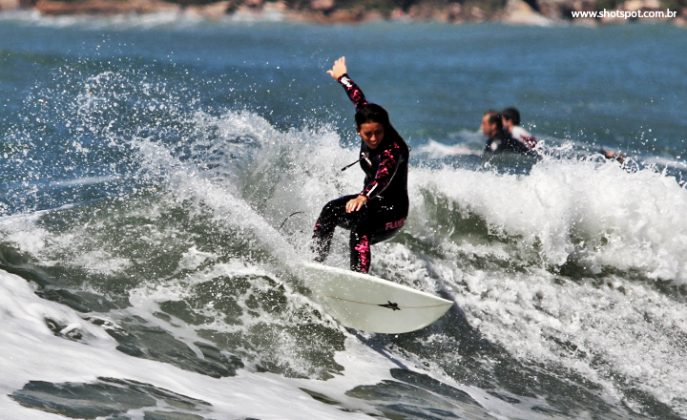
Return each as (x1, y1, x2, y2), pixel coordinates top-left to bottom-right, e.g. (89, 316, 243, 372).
(0, 0, 21, 11)
(7, 0, 685, 25)
(183, 0, 232, 19)
(502, 0, 552, 25)
(34, 0, 180, 15)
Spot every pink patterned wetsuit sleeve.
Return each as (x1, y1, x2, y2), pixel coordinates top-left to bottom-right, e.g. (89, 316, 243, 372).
(337, 74, 368, 110)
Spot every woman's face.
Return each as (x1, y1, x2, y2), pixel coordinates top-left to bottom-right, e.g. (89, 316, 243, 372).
(358, 122, 385, 149)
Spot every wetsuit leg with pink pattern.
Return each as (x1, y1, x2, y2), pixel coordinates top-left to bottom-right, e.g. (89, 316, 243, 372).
(312, 195, 406, 273)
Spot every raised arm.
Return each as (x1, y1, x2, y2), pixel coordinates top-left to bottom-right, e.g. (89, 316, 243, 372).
(327, 56, 368, 110)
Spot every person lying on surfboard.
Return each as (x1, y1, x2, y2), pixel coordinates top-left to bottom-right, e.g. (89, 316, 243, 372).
(311, 56, 409, 273)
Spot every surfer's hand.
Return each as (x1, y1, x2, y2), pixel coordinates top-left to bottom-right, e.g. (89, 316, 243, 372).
(327, 56, 347, 80)
(345, 195, 368, 213)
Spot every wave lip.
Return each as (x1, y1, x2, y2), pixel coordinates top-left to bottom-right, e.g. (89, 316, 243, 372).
(414, 157, 687, 284)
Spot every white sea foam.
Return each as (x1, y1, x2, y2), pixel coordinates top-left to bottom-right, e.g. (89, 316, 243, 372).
(222, 113, 687, 414)
(4, 101, 686, 418)
(188, 111, 686, 413)
(191, 110, 687, 284)
(446, 263, 687, 416)
(0, 10, 204, 29)
(643, 155, 687, 171)
(0, 268, 385, 419)
(354, 235, 687, 416)
(1, 265, 517, 419)
(411, 158, 687, 283)
(0, 8, 287, 29)
(48, 174, 121, 187)
(415, 139, 480, 158)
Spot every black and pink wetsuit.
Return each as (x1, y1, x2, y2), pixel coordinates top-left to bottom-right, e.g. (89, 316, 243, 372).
(312, 74, 409, 273)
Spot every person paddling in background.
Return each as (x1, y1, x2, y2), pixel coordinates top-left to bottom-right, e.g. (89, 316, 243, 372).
(481, 110, 529, 155)
(311, 56, 409, 273)
(501, 107, 537, 151)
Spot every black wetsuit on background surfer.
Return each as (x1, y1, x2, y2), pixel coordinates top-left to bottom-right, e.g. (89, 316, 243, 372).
(481, 110, 531, 155)
(312, 57, 409, 273)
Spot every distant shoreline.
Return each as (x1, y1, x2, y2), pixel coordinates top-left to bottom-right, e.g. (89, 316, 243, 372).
(1, 0, 685, 26)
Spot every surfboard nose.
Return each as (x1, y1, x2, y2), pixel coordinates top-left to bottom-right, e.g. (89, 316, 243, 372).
(299, 261, 453, 334)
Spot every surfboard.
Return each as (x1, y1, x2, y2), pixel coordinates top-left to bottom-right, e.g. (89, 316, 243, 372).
(299, 261, 453, 334)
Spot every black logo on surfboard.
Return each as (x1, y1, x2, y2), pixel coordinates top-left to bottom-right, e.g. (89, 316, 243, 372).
(379, 301, 400, 311)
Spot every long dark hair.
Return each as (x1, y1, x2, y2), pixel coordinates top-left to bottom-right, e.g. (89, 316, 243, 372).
(354, 103, 404, 145)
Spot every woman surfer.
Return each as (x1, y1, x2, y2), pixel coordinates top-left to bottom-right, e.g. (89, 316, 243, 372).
(311, 57, 409, 273)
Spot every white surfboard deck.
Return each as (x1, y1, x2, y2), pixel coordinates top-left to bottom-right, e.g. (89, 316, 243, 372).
(299, 261, 453, 334)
